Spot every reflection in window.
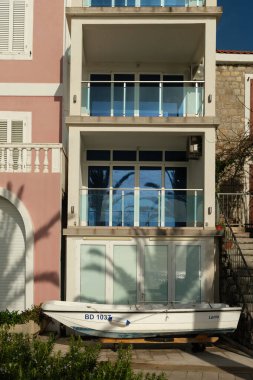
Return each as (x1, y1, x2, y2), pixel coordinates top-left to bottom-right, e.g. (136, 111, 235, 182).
(144, 245, 168, 302)
(175, 245, 201, 303)
(165, 167, 187, 227)
(114, 74, 134, 117)
(140, 167, 162, 226)
(139, 74, 160, 117)
(113, 245, 137, 304)
(88, 166, 110, 226)
(112, 166, 135, 226)
(80, 245, 106, 303)
(90, 74, 111, 116)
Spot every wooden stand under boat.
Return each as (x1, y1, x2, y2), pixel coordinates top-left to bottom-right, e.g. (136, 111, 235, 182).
(99, 335, 219, 345)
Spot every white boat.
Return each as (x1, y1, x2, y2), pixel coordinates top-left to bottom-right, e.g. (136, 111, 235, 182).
(42, 301, 241, 339)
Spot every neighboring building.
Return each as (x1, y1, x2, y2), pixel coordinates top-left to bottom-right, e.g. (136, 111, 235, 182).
(0, 0, 66, 310)
(216, 51, 253, 193)
(216, 51, 253, 226)
(65, 1, 222, 305)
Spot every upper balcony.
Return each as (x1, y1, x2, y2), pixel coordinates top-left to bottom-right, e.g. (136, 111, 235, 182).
(81, 77, 204, 117)
(67, 2, 220, 119)
(82, 0, 206, 6)
(72, 0, 218, 7)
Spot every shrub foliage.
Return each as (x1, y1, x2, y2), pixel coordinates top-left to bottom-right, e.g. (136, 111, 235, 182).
(0, 331, 166, 380)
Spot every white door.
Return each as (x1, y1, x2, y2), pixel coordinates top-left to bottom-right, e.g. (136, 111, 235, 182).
(0, 197, 26, 311)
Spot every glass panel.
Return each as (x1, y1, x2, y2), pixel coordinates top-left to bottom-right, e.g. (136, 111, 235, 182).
(165, 151, 187, 161)
(90, 74, 111, 116)
(115, 0, 136, 5)
(141, 0, 161, 5)
(187, 191, 204, 227)
(185, 84, 203, 116)
(140, 167, 162, 226)
(90, 0, 111, 6)
(139, 74, 160, 117)
(139, 151, 163, 161)
(165, 0, 185, 5)
(175, 245, 201, 303)
(163, 75, 184, 117)
(113, 245, 137, 304)
(114, 74, 134, 116)
(144, 245, 168, 302)
(112, 166, 134, 226)
(88, 166, 110, 226)
(80, 245, 106, 303)
(113, 150, 137, 161)
(87, 150, 110, 161)
(165, 167, 186, 227)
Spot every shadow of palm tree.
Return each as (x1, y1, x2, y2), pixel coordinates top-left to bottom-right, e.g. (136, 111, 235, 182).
(0, 182, 61, 311)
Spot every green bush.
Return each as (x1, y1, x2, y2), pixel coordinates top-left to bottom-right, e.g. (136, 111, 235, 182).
(0, 331, 166, 380)
(0, 305, 42, 327)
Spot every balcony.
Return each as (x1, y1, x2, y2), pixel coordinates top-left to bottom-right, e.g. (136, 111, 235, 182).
(80, 187, 203, 227)
(0, 144, 64, 173)
(82, 0, 206, 7)
(81, 79, 204, 117)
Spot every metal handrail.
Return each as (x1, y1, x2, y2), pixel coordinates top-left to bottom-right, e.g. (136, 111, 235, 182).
(218, 197, 253, 346)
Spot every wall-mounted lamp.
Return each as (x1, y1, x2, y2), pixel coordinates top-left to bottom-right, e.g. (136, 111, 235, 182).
(208, 94, 212, 103)
(71, 206, 75, 214)
(208, 207, 212, 215)
(73, 95, 77, 104)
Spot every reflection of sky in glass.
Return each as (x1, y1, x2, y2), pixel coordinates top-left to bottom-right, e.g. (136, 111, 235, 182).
(112, 166, 135, 226)
(88, 166, 110, 226)
(165, 167, 186, 227)
(140, 167, 161, 226)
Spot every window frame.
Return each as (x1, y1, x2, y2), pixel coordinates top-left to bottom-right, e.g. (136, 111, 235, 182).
(0, 0, 33, 60)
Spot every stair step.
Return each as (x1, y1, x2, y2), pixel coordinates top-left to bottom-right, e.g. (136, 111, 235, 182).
(237, 243, 253, 249)
(236, 238, 253, 244)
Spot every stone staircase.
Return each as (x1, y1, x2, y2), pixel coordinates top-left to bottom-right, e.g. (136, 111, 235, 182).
(220, 226, 253, 348)
(232, 227, 253, 273)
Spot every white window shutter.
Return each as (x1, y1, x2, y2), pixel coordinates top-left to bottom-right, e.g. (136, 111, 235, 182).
(11, 120, 24, 170)
(0, 1, 10, 52)
(11, 120, 24, 143)
(0, 120, 8, 143)
(12, 0, 26, 52)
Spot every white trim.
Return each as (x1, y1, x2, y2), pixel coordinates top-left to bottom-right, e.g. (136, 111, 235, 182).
(245, 74, 253, 133)
(0, 111, 31, 142)
(0, 83, 63, 97)
(216, 53, 253, 65)
(0, 187, 34, 309)
(0, 0, 34, 60)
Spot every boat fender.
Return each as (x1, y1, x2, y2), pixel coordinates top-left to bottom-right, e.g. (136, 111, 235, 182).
(108, 316, 131, 327)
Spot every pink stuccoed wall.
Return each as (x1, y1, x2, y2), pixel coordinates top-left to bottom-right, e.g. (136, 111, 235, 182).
(0, 0, 64, 83)
(0, 0, 65, 305)
(0, 97, 62, 142)
(0, 174, 62, 304)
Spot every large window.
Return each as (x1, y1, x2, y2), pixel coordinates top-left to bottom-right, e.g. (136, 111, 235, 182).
(79, 241, 203, 305)
(0, 0, 33, 59)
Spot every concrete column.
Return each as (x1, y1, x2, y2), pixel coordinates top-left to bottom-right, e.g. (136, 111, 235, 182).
(66, 237, 78, 301)
(70, 19, 83, 116)
(68, 127, 81, 226)
(204, 20, 216, 117)
(204, 128, 216, 227)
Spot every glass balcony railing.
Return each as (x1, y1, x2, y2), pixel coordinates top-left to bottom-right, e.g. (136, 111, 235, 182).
(82, 0, 206, 7)
(80, 188, 204, 227)
(81, 80, 204, 117)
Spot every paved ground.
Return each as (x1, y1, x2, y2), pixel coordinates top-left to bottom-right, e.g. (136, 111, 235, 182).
(42, 336, 253, 379)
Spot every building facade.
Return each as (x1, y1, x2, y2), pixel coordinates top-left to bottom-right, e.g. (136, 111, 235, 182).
(65, 0, 222, 306)
(0, 0, 66, 310)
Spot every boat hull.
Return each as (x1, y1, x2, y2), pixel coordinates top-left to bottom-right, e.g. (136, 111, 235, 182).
(42, 301, 241, 339)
